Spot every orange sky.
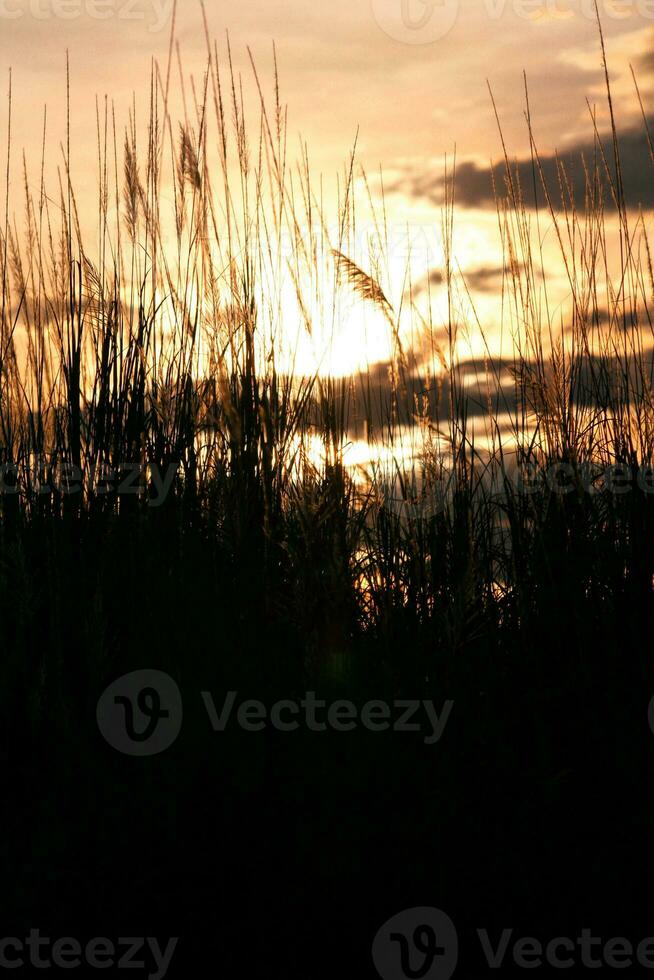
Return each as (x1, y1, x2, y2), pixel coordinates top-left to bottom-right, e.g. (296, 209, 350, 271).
(1, 0, 653, 179)
(1, 0, 654, 378)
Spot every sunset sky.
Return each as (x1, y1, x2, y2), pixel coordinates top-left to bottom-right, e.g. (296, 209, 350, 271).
(1, 0, 654, 377)
(2, 1, 653, 168)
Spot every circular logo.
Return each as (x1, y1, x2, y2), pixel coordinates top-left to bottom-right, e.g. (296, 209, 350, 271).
(97, 669, 183, 756)
(372, 906, 458, 980)
(371, 0, 459, 44)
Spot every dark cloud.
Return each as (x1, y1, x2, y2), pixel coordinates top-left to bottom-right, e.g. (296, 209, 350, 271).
(407, 269, 444, 295)
(306, 358, 520, 433)
(637, 49, 654, 74)
(462, 266, 507, 292)
(397, 118, 654, 211)
(313, 345, 654, 440)
(413, 264, 528, 298)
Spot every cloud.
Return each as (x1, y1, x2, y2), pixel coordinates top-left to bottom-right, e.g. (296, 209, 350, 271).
(637, 49, 654, 74)
(395, 117, 654, 210)
(461, 266, 509, 292)
(413, 265, 516, 296)
(325, 343, 654, 441)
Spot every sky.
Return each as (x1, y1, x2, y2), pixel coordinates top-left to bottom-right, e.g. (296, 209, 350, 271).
(1, 0, 653, 167)
(1, 0, 654, 379)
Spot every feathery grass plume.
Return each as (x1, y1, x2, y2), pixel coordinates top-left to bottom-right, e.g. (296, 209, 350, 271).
(178, 123, 202, 191)
(332, 248, 393, 322)
(123, 133, 141, 243)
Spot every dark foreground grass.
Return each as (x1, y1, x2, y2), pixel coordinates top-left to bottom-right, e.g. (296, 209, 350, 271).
(2, 23, 654, 977)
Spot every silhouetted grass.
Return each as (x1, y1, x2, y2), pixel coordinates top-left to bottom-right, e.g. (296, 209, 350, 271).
(2, 18, 654, 975)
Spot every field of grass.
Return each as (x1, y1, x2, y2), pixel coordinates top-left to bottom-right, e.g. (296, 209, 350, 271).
(2, 19, 654, 977)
